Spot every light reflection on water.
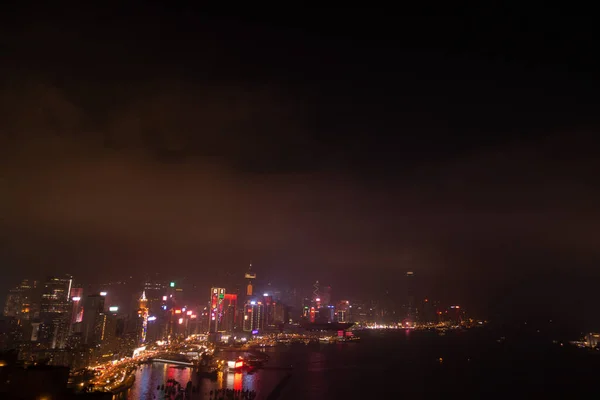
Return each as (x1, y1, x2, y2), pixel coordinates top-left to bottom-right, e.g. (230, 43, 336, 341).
(114, 361, 282, 400)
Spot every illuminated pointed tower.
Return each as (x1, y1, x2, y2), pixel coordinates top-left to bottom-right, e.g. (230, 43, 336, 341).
(138, 290, 149, 344)
(244, 263, 256, 297)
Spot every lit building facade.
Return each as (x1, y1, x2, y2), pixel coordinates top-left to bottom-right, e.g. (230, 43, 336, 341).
(81, 293, 106, 346)
(137, 291, 149, 344)
(222, 293, 237, 332)
(3, 279, 39, 322)
(243, 300, 264, 332)
(208, 288, 226, 332)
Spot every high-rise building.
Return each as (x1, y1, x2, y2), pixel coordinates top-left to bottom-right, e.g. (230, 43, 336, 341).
(245, 265, 256, 297)
(222, 294, 237, 332)
(137, 291, 149, 344)
(40, 276, 72, 315)
(263, 294, 275, 329)
(312, 281, 320, 307)
(273, 302, 286, 326)
(81, 294, 106, 346)
(40, 276, 73, 349)
(406, 271, 415, 321)
(336, 300, 350, 322)
(3, 279, 39, 322)
(208, 288, 226, 332)
(243, 300, 264, 332)
(143, 278, 167, 316)
(69, 287, 83, 324)
(322, 285, 332, 306)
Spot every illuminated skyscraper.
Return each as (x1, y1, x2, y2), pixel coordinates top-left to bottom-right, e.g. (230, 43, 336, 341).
(69, 287, 83, 324)
(138, 291, 149, 344)
(336, 300, 350, 322)
(208, 288, 226, 332)
(322, 285, 332, 306)
(82, 293, 106, 346)
(40, 276, 73, 349)
(222, 293, 237, 332)
(406, 271, 415, 321)
(3, 279, 39, 322)
(263, 294, 274, 328)
(40, 276, 72, 315)
(245, 264, 256, 297)
(243, 300, 264, 332)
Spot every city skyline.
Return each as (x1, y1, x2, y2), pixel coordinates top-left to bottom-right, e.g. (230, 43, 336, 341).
(2, 5, 600, 398)
(2, 7, 600, 331)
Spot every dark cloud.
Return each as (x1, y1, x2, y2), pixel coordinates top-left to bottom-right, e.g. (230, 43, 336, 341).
(2, 81, 599, 318)
(1, 7, 600, 327)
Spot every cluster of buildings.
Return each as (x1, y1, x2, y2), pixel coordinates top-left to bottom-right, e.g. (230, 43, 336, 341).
(0, 268, 468, 369)
(0, 276, 149, 369)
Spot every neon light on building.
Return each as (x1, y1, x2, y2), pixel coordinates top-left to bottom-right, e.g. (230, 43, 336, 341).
(138, 291, 148, 344)
(209, 288, 226, 332)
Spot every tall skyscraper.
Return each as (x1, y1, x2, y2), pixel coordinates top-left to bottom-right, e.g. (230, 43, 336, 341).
(40, 276, 72, 315)
(40, 276, 73, 349)
(69, 287, 83, 324)
(243, 300, 264, 332)
(208, 288, 226, 332)
(81, 293, 106, 346)
(263, 294, 274, 328)
(336, 300, 350, 322)
(322, 285, 332, 306)
(406, 271, 415, 321)
(222, 294, 237, 332)
(137, 291, 149, 344)
(244, 265, 256, 297)
(3, 279, 39, 322)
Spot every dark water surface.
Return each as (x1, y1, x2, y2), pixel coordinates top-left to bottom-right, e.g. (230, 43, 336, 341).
(122, 329, 600, 399)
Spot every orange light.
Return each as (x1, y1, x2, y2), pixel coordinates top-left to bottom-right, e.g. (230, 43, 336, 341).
(190, 314, 197, 319)
(234, 360, 244, 369)
(174, 310, 181, 314)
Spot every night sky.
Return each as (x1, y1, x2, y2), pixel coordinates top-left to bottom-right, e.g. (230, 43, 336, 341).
(1, 5, 599, 327)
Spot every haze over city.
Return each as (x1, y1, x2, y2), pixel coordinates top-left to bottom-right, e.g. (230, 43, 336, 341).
(2, 5, 600, 332)
(4, 4, 600, 399)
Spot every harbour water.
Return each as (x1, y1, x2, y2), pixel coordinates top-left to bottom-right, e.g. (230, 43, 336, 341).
(116, 349, 290, 399)
(119, 329, 600, 399)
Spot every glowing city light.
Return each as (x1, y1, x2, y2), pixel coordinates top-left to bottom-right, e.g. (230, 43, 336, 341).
(72, 296, 81, 301)
(148, 316, 157, 321)
(109, 306, 119, 312)
(178, 318, 183, 324)
(100, 292, 107, 296)
(170, 282, 175, 287)
(162, 296, 167, 301)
